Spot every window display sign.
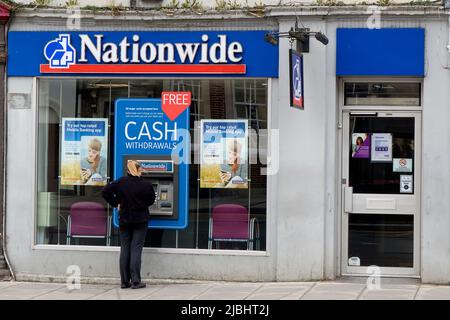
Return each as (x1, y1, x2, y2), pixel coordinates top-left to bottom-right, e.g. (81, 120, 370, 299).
(289, 49, 304, 109)
(60, 118, 108, 186)
(371, 133, 392, 162)
(393, 158, 413, 173)
(114, 98, 189, 229)
(200, 120, 248, 189)
(400, 175, 413, 193)
(352, 133, 370, 158)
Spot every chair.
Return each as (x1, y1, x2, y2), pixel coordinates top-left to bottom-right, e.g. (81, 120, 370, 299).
(67, 202, 111, 246)
(208, 204, 260, 250)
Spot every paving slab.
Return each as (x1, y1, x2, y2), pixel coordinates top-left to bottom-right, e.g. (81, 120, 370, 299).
(0, 282, 64, 300)
(415, 286, 450, 300)
(0, 282, 16, 289)
(92, 284, 166, 300)
(246, 282, 314, 300)
(301, 282, 365, 300)
(194, 283, 262, 300)
(146, 284, 214, 300)
(359, 285, 419, 300)
(33, 285, 115, 300)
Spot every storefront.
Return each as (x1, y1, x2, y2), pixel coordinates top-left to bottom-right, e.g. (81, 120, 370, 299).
(4, 7, 450, 284)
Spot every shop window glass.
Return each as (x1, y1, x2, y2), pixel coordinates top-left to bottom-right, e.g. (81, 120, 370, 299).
(37, 78, 268, 251)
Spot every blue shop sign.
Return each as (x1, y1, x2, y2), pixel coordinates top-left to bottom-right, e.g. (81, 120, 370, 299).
(8, 31, 279, 77)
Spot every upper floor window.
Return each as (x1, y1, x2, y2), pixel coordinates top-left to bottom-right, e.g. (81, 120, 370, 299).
(344, 82, 421, 106)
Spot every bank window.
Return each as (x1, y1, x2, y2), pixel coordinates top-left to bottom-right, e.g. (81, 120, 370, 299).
(344, 82, 421, 106)
(36, 78, 268, 251)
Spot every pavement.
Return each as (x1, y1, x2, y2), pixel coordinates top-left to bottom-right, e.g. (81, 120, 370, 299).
(1, 278, 450, 300)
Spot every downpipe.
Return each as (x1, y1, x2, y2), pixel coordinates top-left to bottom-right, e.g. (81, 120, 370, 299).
(2, 9, 15, 281)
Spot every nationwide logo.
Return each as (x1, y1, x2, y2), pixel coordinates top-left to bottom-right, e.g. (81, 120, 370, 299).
(44, 34, 76, 68)
(292, 57, 303, 106)
(40, 33, 247, 75)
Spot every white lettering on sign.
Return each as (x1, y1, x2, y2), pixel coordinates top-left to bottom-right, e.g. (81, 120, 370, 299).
(125, 121, 178, 141)
(78, 34, 243, 64)
(162, 93, 190, 105)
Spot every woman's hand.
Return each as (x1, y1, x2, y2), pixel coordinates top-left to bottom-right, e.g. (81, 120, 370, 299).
(81, 168, 92, 182)
(220, 172, 231, 184)
(117, 204, 121, 211)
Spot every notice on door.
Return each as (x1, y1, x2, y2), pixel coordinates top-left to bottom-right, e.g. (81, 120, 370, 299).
(371, 133, 392, 162)
(400, 175, 413, 193)
(393, 158, 413, 173)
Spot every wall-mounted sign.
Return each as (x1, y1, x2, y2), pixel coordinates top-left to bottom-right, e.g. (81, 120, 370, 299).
(60, 118, 108, 186)
(200, 120, 248, 189)
(400, 175, 413, 193)
(8, 31, 278, 77)
(393, 158, 413, 173)
(352, 133, 370, 158)
(371, 133, 392, 162)
(289, 49, 304, 109)
(114, 98, 189, 229)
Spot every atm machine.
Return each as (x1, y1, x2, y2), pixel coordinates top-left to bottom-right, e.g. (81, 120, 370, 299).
(113, 98, 189, 229)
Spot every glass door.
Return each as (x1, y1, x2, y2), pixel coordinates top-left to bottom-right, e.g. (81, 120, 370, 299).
(342, 111, 421, 276)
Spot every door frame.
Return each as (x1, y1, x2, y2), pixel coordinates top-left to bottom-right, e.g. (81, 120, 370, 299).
(338, 77, 422, 278)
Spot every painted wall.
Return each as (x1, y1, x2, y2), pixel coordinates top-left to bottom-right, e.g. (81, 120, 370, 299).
(420, 19, 450, 284)
(275, 18, 328, 281)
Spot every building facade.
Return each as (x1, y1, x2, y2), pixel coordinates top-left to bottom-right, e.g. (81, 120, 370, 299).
(4, 2, 450, 284)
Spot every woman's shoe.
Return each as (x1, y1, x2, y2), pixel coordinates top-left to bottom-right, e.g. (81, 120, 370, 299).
(121, 282, 131, 289)
(131, 282, 146, 289)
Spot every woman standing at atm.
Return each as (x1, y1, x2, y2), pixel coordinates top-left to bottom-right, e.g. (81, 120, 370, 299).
(102, 160, 155, 289)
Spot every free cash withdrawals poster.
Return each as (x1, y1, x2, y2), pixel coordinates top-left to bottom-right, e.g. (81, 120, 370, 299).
(60, 118, 108, 186)
(200, 120, 248, 189)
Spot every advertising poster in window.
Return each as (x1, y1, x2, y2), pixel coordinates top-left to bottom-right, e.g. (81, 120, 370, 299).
(61, 118, 108, 186)
(371, 133, 393, 162)
(289, 49, 304, 109)
(200, 120, 248, 189)
(352, 133, 370, 158)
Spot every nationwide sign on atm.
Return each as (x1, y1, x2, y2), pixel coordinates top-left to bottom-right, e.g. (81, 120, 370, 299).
(114, 93, 190, 229)
(7, 31, 278, 77)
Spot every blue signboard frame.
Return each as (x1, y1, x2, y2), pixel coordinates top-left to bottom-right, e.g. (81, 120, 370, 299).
(8, 31, 279, 78)
(114, 98, 189, 229)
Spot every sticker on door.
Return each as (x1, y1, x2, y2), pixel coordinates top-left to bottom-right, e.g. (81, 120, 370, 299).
(348, 257, 361, 266)
(400, 175, 413, 193)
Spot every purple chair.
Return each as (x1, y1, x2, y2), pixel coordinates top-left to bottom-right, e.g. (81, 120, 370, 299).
(208, 204, 259, 250)
(67, 202, 111, 246)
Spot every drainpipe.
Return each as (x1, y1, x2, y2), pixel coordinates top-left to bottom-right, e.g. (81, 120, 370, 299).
(2, 5, 15, 281)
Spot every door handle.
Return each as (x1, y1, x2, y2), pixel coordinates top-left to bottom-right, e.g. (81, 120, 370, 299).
(344, 186, 353, 213)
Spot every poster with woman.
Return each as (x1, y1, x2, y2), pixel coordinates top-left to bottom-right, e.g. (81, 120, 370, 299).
(200, 120, 248, 189)
(352, 133, 370, 158)
(60, 118, 108, 186)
